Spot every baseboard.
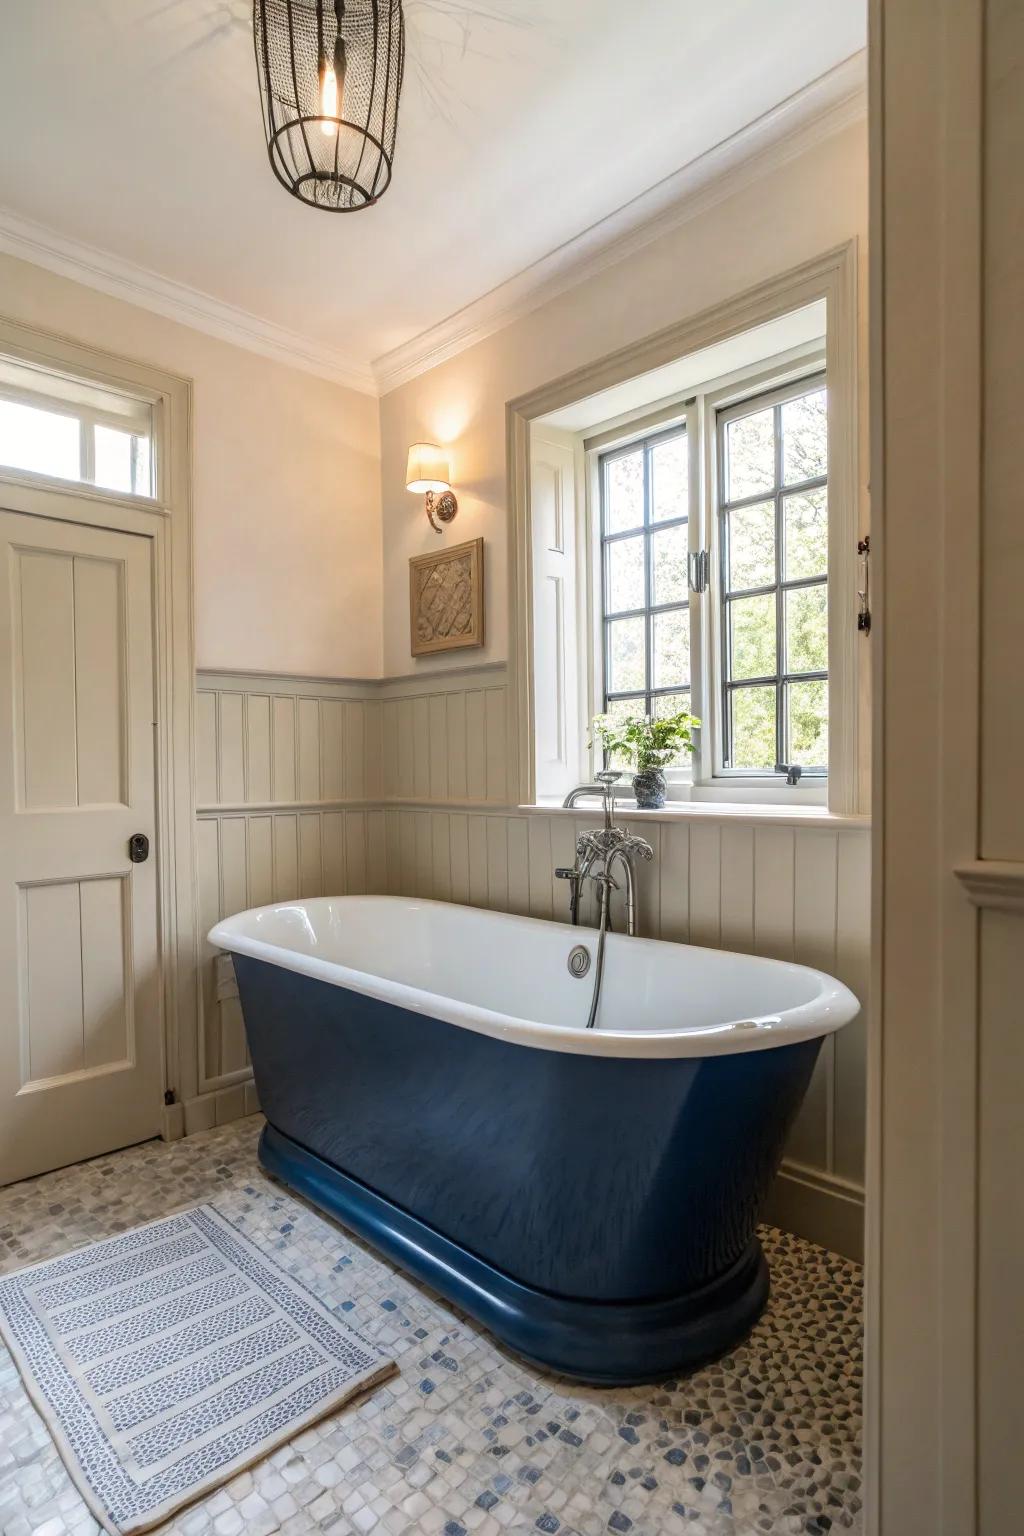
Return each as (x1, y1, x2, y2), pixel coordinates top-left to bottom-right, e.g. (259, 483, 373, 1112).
(762, 1162, 865, 1262)
(183, 1080, 261, 1137)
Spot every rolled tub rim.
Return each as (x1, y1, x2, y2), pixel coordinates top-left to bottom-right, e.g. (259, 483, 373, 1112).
(208, 894, 859, 1060)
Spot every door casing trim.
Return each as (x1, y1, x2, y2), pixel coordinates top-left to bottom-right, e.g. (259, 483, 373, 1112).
(0, 314, 197, 1133)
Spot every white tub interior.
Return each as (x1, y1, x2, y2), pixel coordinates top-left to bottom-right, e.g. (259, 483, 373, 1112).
(210, 895, 859, 1059)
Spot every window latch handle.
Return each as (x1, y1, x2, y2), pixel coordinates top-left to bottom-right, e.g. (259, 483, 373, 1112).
(857, 535, 871, 633)
(688, 549, 710, 595)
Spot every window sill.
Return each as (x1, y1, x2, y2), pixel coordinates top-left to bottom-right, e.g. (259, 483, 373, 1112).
(524, 797, 870, 831)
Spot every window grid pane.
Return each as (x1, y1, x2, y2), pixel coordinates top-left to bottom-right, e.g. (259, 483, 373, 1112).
(0, 398, 81, 481)
(718, 375, 828, 774)
(600, 426, 689, 730)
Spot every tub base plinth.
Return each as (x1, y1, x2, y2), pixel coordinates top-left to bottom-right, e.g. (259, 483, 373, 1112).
(258, 1123, 770, 1385)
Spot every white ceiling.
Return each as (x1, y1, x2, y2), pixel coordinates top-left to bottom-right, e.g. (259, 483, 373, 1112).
(0, 2, 865, 387)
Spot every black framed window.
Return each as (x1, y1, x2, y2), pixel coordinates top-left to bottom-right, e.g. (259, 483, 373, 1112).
(599, 425, 690, 760)
(717, 374, 828, 774)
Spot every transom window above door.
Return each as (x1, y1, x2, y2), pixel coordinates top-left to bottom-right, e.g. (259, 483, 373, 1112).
(0, 354, 155, 498)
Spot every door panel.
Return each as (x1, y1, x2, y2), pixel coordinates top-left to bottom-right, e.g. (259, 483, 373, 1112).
(13, 546, 127, 810)
(73, 554, 127, 805)
(19, 875, 131, 1087)
(15, 549, 80, 810)
(0, 508, 160, 1183)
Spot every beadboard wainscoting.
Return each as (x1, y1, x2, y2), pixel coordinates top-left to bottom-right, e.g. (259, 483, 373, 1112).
(380, 664, 510, 806)
(192, 672, 387, 1134)
(193, 666, 869, 1257)
(196, 671, 383, 809)
(381, 804, 869, 1258)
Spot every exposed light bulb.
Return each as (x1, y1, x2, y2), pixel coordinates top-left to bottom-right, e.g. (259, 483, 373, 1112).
(319, 60, 338, 135)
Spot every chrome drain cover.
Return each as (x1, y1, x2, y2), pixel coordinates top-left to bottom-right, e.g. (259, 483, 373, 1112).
(567, 944, 591, 978)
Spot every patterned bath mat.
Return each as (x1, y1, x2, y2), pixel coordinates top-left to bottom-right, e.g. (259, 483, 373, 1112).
(0, 1204, 396, 1536)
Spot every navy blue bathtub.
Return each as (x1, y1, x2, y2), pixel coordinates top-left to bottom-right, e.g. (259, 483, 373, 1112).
(211, 896, 858, 1383)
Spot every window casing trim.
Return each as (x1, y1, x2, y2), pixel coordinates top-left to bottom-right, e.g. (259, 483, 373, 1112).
(0, 309, 197, 1133)
(511, 243, 862, 817)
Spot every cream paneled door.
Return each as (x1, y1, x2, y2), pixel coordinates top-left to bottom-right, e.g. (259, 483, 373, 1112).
(0, 508, 161, 1185)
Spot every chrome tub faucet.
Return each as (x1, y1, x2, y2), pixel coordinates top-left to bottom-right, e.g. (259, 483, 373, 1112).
(556, 776, 654, 937)
(561, 768, 622, 827)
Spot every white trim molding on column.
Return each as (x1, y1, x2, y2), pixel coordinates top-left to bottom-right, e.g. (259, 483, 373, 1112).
(865, 1, 1024, 1533)
(954, 860, 1024, 913)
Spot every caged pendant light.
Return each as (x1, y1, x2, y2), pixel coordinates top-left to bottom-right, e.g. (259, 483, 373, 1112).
(253, 0, 405, 212)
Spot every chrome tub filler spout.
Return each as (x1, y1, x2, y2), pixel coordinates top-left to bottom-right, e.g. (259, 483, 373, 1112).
(557, 773, 654, 1027)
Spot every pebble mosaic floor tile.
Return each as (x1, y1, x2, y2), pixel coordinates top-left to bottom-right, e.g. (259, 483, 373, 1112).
(0, 1118, 863, 1536)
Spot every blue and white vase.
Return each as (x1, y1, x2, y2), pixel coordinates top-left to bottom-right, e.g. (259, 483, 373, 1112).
(632, 767, 666, 810)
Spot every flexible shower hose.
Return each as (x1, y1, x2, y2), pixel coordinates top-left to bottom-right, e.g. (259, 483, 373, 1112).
(585, 873, 614, 1030)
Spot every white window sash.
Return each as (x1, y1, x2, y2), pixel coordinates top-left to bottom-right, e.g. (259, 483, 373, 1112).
(587, 343, 840, 808)
(0, 365, 158, 503)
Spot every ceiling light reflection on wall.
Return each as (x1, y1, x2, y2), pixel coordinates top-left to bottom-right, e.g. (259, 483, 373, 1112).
(253, 0, 405, 212)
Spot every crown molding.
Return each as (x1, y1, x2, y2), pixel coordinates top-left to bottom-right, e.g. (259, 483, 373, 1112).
(0, 208, 377, 396)
(372, 50, 867, 395)
(0, 51, 865, 403)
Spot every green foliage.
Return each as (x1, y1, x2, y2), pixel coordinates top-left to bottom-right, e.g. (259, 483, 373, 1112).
(590, 708, 699, 772)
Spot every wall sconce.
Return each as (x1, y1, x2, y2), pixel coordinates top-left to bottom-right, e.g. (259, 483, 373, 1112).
(406, 442, 458, 534)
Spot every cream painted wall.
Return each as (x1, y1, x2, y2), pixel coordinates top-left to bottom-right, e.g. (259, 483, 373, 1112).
(0, 115, 866, 687)
(0, 251, 382, 678)
(378, 118, 869, 686)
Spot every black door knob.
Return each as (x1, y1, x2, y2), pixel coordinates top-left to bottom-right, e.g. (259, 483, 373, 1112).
(128, 833, 150, 863)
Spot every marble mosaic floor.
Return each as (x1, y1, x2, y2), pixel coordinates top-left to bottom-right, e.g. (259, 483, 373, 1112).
(0, 1118, 862, 1536)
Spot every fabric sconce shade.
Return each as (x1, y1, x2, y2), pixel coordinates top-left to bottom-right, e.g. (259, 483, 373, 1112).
(407, 443, 458, 533)
(406, 444, 451, 494)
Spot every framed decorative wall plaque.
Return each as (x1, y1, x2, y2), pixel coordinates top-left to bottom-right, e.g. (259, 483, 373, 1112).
(409, 537, 485, 656)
